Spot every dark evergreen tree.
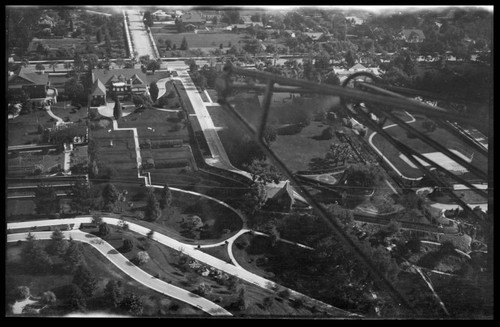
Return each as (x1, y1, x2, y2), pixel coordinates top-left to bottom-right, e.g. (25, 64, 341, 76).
(72, 264, 97, 297)
(113, 97, 122, 120)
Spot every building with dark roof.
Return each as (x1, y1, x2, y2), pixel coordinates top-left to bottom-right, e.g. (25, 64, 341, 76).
(397, 29, 426, 43)
(8, 66, 50, 99)
(91, 68, 148, 103)
(180, 12, 206, 27)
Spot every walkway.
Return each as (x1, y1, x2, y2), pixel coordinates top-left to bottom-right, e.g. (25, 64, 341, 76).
(7, 230, 231, 316)
(167, 65, 309, 205)
(7, 218, 358, 317)
(126, 10, 157, 59)
(368, 111, 422, 181)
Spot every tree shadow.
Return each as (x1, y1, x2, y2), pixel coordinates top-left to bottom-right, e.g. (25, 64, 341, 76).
(107, 249, 119, 255)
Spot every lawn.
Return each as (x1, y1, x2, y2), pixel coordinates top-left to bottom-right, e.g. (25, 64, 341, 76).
(49, 104, 88, 123)
(8, 110, 55, 146)
(8, 149, 65, 177)
(199, 244, 232, 263)
(6, 240, 202, 317)
(83, 225, 313, 316)
(370, 118, 488, 180)
(153, 32, 247, 49)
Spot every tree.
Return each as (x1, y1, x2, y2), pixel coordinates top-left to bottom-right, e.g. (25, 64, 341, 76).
(180, 37, 188, 50)
(244, 159, 282, 185)
(103, 183, 120, 206)
(240, 182, 267, 215)
(96, 29, 102, 43)
(143, 11, 153, 27)
(14, 286, 31, 301)
(144, 189, 162, 222)
(99, 222, 111, 237)
(68, 180, 94, 214)
(324, 72, 341, 86)
(21, 236, 53, 274)
(345, 50, 356, 67)
(34, 184, 59, 217)
(104, 280, 123, 308)
(65, 284, 86, 311)
(47, 228, 69, 256)
(149, 82, 159, 102)
(159, 183, 172, 210)
(122, 238, 133, 252)
(262, 296, 273, 309)
(41, 291, 57, 305)
(64, 77, 85, 102)
(86, 54, 99, 70)
(136, 251, 150, 265)
(422, 119, 437, 133)
(222, 9, 240, 25)
(115, 57, 125, 69)
(262, 126, 277, 145)
(343, 163, 384, 189)
(49, 61, 59, 73)
(119, 292, 143, 316)
(113, 97, 122, 121)
(64, 239, 83, 272)
(196, 283, 212, 296)
(314, 51, 331, 70)
(182, 216, 203, 236)
(35, 63, 45, 73)
(147, 60, 161, 74)
(72, 264, 97, 297)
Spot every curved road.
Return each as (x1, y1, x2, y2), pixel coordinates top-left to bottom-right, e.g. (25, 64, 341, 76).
(7, 229, 231, 316)
(7, 217, 358, 317)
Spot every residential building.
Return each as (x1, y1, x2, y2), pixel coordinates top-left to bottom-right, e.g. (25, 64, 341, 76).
(397, 29, 426, 43)
(8, 66, 50, 99)
(303, 32, 324, 41)
(180, 12, 206, 28)
(90, 69, 148, 105)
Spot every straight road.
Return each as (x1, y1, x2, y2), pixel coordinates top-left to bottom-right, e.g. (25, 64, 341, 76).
(126, 10, 156, 59)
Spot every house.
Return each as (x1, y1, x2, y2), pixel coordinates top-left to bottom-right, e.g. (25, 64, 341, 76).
(284, 30, 296, 38)
(397, 29, 426, 43)
(8, 66, 50, 100)
(90, 69, 148, 105)
(38, 14, 56, 28)
(303, 32, 324, 41)
(349, 63, 368, 72)
(232, 24, 248, 32)
(180, 12, 206, 28)
(152, 10, 174, 21)
(264, 181, 295, 212)
(346, 16, 364, 25)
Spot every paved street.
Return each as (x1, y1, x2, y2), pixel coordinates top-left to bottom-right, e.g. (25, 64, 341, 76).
(7, 229, 231, 316)
(126, 10, 157, 59)
(7, 217, 357, 317)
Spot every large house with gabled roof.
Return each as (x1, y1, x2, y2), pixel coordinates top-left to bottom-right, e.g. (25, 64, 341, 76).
(8, 66, 50, 99)
(90, 68, 148, 105)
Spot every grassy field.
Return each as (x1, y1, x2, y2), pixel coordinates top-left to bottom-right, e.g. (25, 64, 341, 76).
(49, 104, 88, 123)
(6, 240, 202, 317)
(153, 32, 247, 49)
(8, 110, 55, 146)
(81, 225, 316, 316)
(370, 116, 488, 180)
